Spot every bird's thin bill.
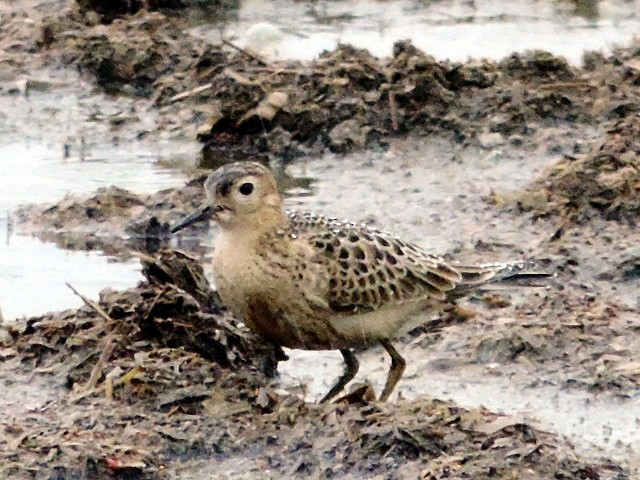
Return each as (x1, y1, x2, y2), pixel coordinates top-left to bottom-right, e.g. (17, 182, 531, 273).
(170, 205, 212, 233)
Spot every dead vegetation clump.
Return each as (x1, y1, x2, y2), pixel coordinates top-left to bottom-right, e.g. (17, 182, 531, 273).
(5, 250, 256, 395)
(514, 114, 640, 225)
(0, 250, 267, 478)
(15, 176, 208, 255)
(238, 397, 623, 480)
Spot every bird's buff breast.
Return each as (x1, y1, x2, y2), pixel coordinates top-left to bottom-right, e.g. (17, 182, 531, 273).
(212, 233, 331, 349)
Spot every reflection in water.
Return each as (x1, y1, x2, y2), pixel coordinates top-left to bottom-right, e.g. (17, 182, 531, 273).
(199, 144, 269, 170)
(4, 212, 12, 246)
(272, 162, 316, 198)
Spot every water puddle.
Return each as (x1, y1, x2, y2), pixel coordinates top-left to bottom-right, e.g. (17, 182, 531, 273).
(0, 143, 185, 211)
(0, 74, 193, 320)
(190, 0, 640, 64)
(0, 232, 141, 320)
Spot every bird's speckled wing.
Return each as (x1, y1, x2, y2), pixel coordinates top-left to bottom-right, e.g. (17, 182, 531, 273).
(288, 211, 463, 314)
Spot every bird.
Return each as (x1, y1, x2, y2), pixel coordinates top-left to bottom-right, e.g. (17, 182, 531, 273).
(171, 161, 548, 402)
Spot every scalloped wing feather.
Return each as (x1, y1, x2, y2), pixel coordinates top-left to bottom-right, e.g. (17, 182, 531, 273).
(288, 211, 462, 314)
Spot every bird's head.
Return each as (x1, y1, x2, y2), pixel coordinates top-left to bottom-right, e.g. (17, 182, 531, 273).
(171, 161, 285, 234)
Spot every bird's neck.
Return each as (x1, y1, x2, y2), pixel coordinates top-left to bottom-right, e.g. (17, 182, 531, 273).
(219, 206, 289, 248)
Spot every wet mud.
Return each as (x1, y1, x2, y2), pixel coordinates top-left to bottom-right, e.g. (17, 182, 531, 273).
(19, 0, 640, 161)
(0, 251, 632, 480)
(2, 0, 639, 478)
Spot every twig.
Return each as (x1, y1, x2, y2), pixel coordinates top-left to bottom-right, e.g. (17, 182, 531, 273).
(65, 283, 122, 401)
(389, 90, 399, 131)
(70, 364, 142, 404)
(70, 384, 105, 404)
(85, 334, 116, 391)
(361, 58, 386, 76)
(538, 81, 593, 91)
(224, 68, 263, 87)
(168, 83, 213, 103)
(254, 67, 306, 75)
(222, 39, 267, 66)
(65, 282, 115, 324)
(142, 291, 164, 325)
(104, 366, 123, 402)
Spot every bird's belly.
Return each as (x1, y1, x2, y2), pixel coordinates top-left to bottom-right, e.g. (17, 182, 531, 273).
(228, 291, 432, 351)
(212, 240, 436, 350)
(328, 300, 429, 346)
(270, 300, 429, 350)
(222, 290, 339, 349)
(247, 304, 338, 350)
(213, 243, 339, 349)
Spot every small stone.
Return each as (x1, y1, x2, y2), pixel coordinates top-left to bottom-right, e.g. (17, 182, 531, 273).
(328, 119, 368, 152)
(478, 131, 505, 149)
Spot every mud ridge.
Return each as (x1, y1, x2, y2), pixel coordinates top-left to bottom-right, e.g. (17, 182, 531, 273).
(19, 2, 640, 159)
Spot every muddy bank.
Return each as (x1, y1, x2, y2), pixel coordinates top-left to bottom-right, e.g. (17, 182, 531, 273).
(3, 0, 638, 160)
(0, 250, 630, 479)
(3, 0, 640, 173)
(15, 178, 207, 258)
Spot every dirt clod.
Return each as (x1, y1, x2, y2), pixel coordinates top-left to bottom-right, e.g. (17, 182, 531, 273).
(513, 115, 640, 225)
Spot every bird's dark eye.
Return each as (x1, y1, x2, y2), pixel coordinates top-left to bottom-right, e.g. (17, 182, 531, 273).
(239, 182, 254, 195)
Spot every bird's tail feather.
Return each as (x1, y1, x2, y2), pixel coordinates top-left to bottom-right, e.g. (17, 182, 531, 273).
(452, 261, 552, 289)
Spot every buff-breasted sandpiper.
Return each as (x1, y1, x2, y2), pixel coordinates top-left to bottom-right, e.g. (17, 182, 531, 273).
(171, 161, 546, 402)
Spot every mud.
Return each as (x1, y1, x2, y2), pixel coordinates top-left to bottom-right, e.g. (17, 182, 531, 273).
(21, 0, 640, 161)
(513, 114, 640, 225)
(0, 251, 631, 480)
(1, 0, 640, 478)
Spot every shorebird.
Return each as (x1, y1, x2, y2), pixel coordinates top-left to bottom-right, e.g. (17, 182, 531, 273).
(172, 161, 546, 402)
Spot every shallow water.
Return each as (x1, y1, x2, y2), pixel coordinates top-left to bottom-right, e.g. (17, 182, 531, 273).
(0, 76, 192, 320)
(0, 143, 185, 211)
(0, 232, 141, 319)
(190, 0, 640, 64)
